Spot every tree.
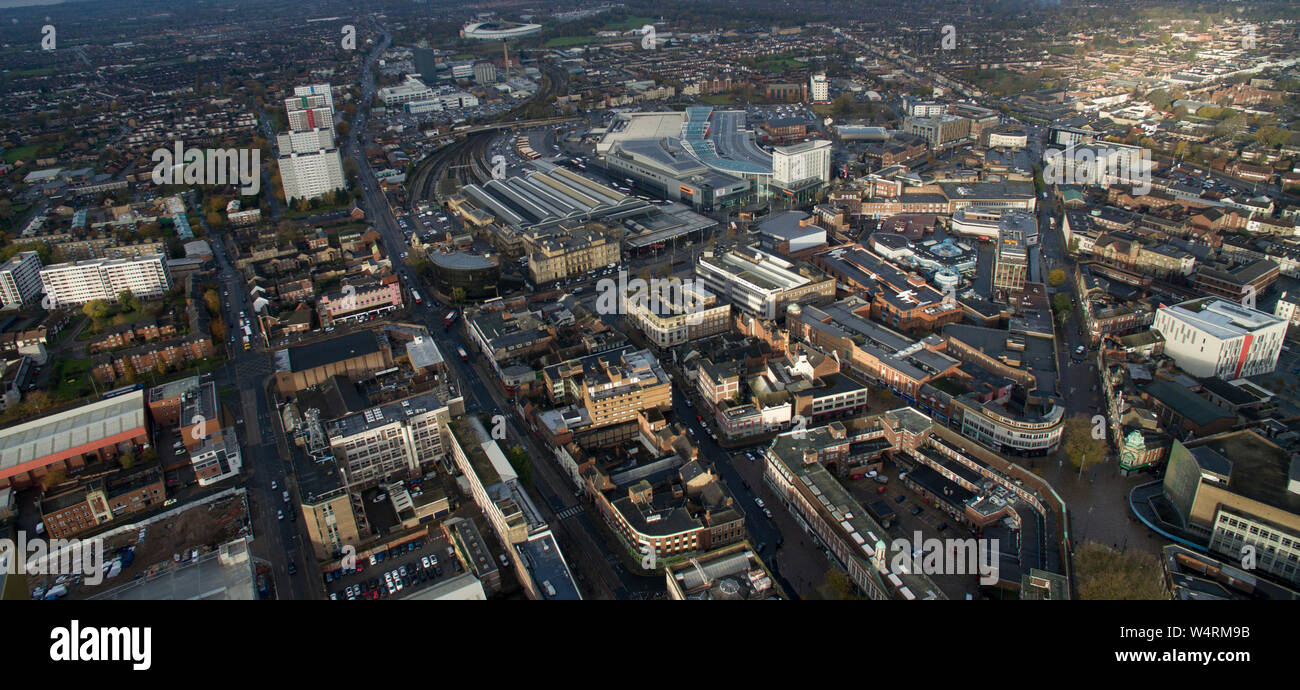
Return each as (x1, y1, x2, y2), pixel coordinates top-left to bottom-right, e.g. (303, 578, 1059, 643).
(118, 290, 139, 314)
(119, 451, 136, 470)
(203, 289, 221, 315)
(1073, 542, 1166, 600)
(821, 567, 863, 600)
(82, 299, 111, 321)
(451, 287, 466, 303)
(505, 444, 533, 485)
(1059, 414, 1109, 471)
(1052, 292, 1073, 318)
(1048, 269, 1066, 287)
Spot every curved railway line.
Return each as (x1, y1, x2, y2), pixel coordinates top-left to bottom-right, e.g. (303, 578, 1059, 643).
(406, 60, 575, 205)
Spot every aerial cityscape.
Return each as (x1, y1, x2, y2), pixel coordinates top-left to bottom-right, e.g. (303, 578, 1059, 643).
(1, 0, 1299, 610)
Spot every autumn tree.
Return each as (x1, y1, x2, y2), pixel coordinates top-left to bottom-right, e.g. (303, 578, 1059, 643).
(1074, 542, 1166, 600)
(204, 289, 221, 315)
(1059, 414, 1109, 471)
(1048, 269, 1066, 287)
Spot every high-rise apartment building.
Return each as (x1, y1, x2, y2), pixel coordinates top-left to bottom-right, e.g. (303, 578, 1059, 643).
(292, 84, 334, 113)
(286, 103, 335, 132)
(277, 128, 345, 203)
(39, 254, 171, 308)
(0, 251, 43, 310)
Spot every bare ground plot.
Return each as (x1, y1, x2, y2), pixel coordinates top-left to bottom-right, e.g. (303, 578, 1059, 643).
(52, 493, 251, 600)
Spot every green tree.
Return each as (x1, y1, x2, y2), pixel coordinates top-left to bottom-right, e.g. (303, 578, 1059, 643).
(1052, 292, 1073, 318)
(1048, 269, 1066, 287)
(118, 290, 139, 313)
(505, 444, 533, 485)
(451, 287, 466, 303)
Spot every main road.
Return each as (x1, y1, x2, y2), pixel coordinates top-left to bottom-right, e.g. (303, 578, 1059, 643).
(348, 28, 665, 600)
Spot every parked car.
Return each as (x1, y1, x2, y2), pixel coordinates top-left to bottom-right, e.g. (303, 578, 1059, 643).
(911, 506, 924, 516)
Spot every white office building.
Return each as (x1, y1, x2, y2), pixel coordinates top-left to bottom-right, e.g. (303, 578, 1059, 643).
(0, 251, 43, 310)
(378, 75, 435, 106)
(772, 140, 831, 187)
(695, 246, 835, 320)
(809, 72, 829, 102)
(1152, 298, 1287, 379)
(39, 254, 171, 308)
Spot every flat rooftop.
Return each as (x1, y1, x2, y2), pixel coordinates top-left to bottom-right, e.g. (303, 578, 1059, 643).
(1185, 431, 1300, 516)
(1160, 298, 1284, 339)
(281, 330, 386, 373)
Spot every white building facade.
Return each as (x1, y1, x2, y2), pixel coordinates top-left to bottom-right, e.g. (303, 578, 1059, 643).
(1152, 299, 1287, 379)
(39, 254, 171, 307)
(0, 251, 44, 310)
